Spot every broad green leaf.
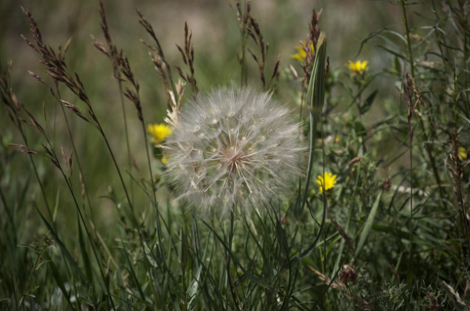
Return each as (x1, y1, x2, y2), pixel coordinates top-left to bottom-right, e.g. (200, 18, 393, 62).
(301, 33, 327, 213)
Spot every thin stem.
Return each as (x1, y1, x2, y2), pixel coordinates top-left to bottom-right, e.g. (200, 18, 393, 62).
(401, 0, 415, 78)
(54, 86, 97, 226)
(16, 122, 55, 229)
(41, 134, 117, 311)
(354, 80, 367, 155)
(140, 120, 157, 204)
(97, 122, 158, 293)
(459, 0, 470, 117)
(117, 80, 134, 202)
(99, 127, 135, 213)
(18, 251, 42, 311)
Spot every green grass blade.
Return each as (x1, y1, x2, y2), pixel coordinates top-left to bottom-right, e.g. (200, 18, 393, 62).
(198, 218, 270, 289)
(301, 33, 327, 213)
(34, 203, 87, 284)
(44, 252, 76, 311)
(77, 213, 93, 284)
(355, 190, 382, 257)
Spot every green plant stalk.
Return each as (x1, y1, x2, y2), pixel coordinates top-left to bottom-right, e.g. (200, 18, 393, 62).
(402, 0, 416, 291)
(333, 172, 358, 274)
(459, 0, 469, 115)
(98, 128, 158, 297)
(407, 104, 414, 292)
(99, 127, 135, 214)
(321, 117, 327, 277)
(0, 70, 54, 225)
(355, 191, 382, 258)
(301, 34, 326, 212)
(402, 0, 449, 210)
(117, 80, 134, 202)
(355, 80, 362, 122)
(54, 87, 97, 225)
(137, 102, 157, 204)
(11, 119, 55, 230)
(354, 80, 367, 155)
(239, 1, 248, 87)
(401, 0, 415, 79)
(452, 79, 470, 248)
(41, 136, 117, 310)
(413, 103, 447, 210)
(57, 82, 158, 301)
(18, 250, 42, 310)
(226, 212, 241, 310)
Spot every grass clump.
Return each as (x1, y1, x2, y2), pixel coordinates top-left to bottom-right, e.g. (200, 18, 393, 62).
(1, 0, 470, 310)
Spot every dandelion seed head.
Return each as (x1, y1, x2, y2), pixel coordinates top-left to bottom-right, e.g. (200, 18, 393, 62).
(164, 87, 304, 215)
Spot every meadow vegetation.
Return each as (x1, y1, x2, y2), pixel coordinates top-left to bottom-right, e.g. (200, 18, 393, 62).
(1, 0, 470, 310)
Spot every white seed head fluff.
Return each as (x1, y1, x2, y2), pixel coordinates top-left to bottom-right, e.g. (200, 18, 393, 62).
(164, 87, 304, 215)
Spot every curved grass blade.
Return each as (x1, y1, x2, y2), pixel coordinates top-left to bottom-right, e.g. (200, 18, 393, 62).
(355, 190, 383, 257)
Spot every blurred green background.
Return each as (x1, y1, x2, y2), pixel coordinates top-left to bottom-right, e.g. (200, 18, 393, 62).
(0, 0, 404, 231)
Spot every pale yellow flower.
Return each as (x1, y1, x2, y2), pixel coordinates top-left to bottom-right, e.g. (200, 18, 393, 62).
(147, 123, 172, 145)
(346, 60, 369, 75)
(161, 156, 168, 164)
(316, 172, 337, 193)
(459, 146, 467, 161)
(291, 41, 315, 62)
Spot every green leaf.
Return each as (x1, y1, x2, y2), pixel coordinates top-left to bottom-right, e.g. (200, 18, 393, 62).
(377, 45, 406, 59)
(301, 33, 327, 213)
(356, 191, 382, 257)
(371, 223, 435, 247)
(187, 266, 202, 306)
(53, 190, 60, 222)
(360, 90, 378, 115)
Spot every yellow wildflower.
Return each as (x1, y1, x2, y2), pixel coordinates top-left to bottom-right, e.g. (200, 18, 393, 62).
(346, 60, 369, 75)
(147, 123, 172, 145)
(459, 146, 467, 161)
(291, 41, 315, 62)
(161, 156, 168, 164)
(325, 135, 340, 144)
(316, 172, 337, 193)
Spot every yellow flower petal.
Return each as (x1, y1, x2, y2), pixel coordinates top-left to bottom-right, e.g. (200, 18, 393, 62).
(459, 146, 467, 161)
(290, 41, 315, 62)
(147, 123, 172, 144)
(345, 60, 369, 75)
(316, 172, 337, 193)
